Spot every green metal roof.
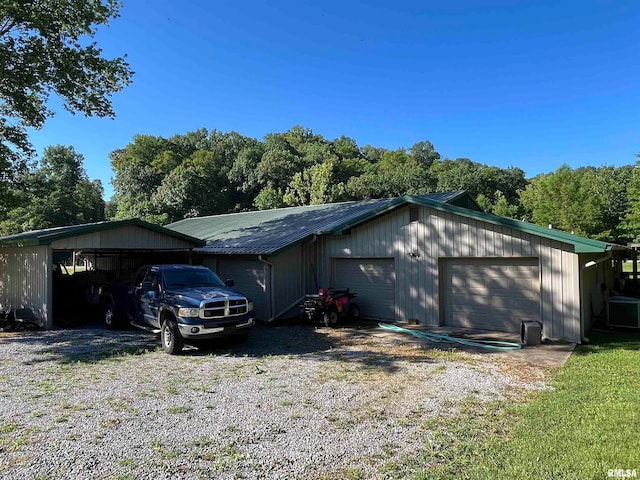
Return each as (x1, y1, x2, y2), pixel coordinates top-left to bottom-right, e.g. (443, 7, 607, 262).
(166, 191, 621, 255)
(0, 218, 205, 248)
(167, 192, 477, 255)
(168, 197, 403, 255)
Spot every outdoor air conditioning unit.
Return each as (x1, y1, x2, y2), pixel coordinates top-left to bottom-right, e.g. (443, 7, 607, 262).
(607, 297, 640, 329)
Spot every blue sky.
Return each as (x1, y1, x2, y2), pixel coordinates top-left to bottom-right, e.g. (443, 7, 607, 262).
(28, 0, 640, 199)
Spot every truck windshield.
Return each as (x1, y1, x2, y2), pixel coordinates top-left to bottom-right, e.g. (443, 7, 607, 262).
(164, 269, 226, 290)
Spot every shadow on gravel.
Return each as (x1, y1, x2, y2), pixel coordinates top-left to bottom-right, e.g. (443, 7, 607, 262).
(191, 323, 334, 357)
(0, 328, 159, 365)
(0, 319, 440, 374)
(192, 319, 440, 374)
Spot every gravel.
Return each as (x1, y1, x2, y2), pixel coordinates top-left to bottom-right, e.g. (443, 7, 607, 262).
(0, 322, 549, 479)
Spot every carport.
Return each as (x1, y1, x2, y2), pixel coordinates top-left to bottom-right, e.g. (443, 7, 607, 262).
(0, 219, 204, 328)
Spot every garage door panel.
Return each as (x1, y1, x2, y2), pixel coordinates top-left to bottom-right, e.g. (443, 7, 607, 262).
(491, 278, 512, 289)
(449, 293, 488, 306)
(450, 285, 492, 296)
(508, 292, 539, 305)
(490, 295, 514, 309)
(510, 277, 537, 289)
(453, 314, 517, 332)
(444, 258, 540, 333)
(332, 258, 395, 320)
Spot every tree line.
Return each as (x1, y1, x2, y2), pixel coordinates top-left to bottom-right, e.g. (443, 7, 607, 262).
(1, 125, 637, 246)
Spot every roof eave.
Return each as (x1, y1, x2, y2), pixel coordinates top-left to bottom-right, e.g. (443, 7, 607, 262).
(0, 238, 44, 248)
(0, 219, 206, 249)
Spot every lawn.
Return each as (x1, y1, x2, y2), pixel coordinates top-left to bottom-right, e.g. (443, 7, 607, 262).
(414, 330, 640, 480)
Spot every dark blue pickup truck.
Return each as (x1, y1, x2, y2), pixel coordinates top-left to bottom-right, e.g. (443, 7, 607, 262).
(100, 264, 255, 354)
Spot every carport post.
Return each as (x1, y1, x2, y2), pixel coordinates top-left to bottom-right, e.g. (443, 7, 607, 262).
(634, 246, 638, 286)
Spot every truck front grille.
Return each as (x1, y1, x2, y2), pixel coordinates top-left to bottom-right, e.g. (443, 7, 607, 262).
(201, 298, 248, 318)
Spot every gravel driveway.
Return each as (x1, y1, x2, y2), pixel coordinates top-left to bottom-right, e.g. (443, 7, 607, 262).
(0, 322, 549, 479)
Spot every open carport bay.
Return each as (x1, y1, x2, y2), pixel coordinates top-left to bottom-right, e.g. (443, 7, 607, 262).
(51, 249, 191, 326)
(0, 322, 553, 480)
(0, 220, 204, 329)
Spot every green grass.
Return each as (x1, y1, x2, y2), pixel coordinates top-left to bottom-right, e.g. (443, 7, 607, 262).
(413, 330, 640, 479)
(622, 260, 640, 273)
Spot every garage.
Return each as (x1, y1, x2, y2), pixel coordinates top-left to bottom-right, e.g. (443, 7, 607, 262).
(442, 257, 541, 332)
(331, 258, 396, 320)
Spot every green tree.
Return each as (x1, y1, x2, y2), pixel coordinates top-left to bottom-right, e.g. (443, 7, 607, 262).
(519, 164, 631, 243)
(228, 145, 266, 196)
(430, 158, 527, 209)
(579, 165, 631, 242)
(151, 150, 230, 223)
(621, 156, 640, 241)
(410, 140, 440, 169)
(346, 148, 433, 198)
(331, 135, 361, 160)
(284, 161, 336, 206)
(254, 186, 285, 210)
(255, 134, 302, 190)
(0, 0, 133, 184)
(0, 145, 104, 234)
(110, 135, 179, 220)
(519, 165, 584, 232)
(360, 145, 386, 163)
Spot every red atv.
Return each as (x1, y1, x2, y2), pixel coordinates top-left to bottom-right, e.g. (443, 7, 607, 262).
(300, 288, 360, 327)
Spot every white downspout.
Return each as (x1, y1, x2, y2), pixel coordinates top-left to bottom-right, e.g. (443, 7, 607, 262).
(580, 251, 613, 343)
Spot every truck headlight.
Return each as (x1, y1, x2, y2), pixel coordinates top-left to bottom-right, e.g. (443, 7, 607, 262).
(178, 308, 200, 317)
(247, 301, 254, 312)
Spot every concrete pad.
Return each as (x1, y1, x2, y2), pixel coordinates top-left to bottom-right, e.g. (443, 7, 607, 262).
(490, 340, 576, 368)
(366, 323, 576, 369)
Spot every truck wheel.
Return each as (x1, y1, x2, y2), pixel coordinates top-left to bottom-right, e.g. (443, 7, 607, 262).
(161, 317, 183, 355)
(323, 307, 339, 328)
(348, 303, 361, 320)
(104, 303, 117, 330)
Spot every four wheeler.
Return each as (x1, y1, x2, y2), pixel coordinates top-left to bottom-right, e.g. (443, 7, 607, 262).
(300, 287, 360, 327)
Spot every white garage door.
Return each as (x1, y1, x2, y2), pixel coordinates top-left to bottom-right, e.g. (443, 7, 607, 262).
(443, 258, 540, 332)
(216, 260, 267, 320)
(332, 258, 395, 320)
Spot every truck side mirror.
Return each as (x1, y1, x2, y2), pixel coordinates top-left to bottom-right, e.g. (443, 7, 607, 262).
(225, 279, 235, 287)
(142, 281, 155, 292)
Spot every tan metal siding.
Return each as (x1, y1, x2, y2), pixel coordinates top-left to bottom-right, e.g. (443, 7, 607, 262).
(215, 259, 268, 321)
(302, 240, 320, 293)
(564, 250, 581, 341)
(272, 246, 304, 318)
(50, 225, 195, 250)
(0, 246, 52, 328)
(318, 205, 583, 342)
(94, 255, 142, 275)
